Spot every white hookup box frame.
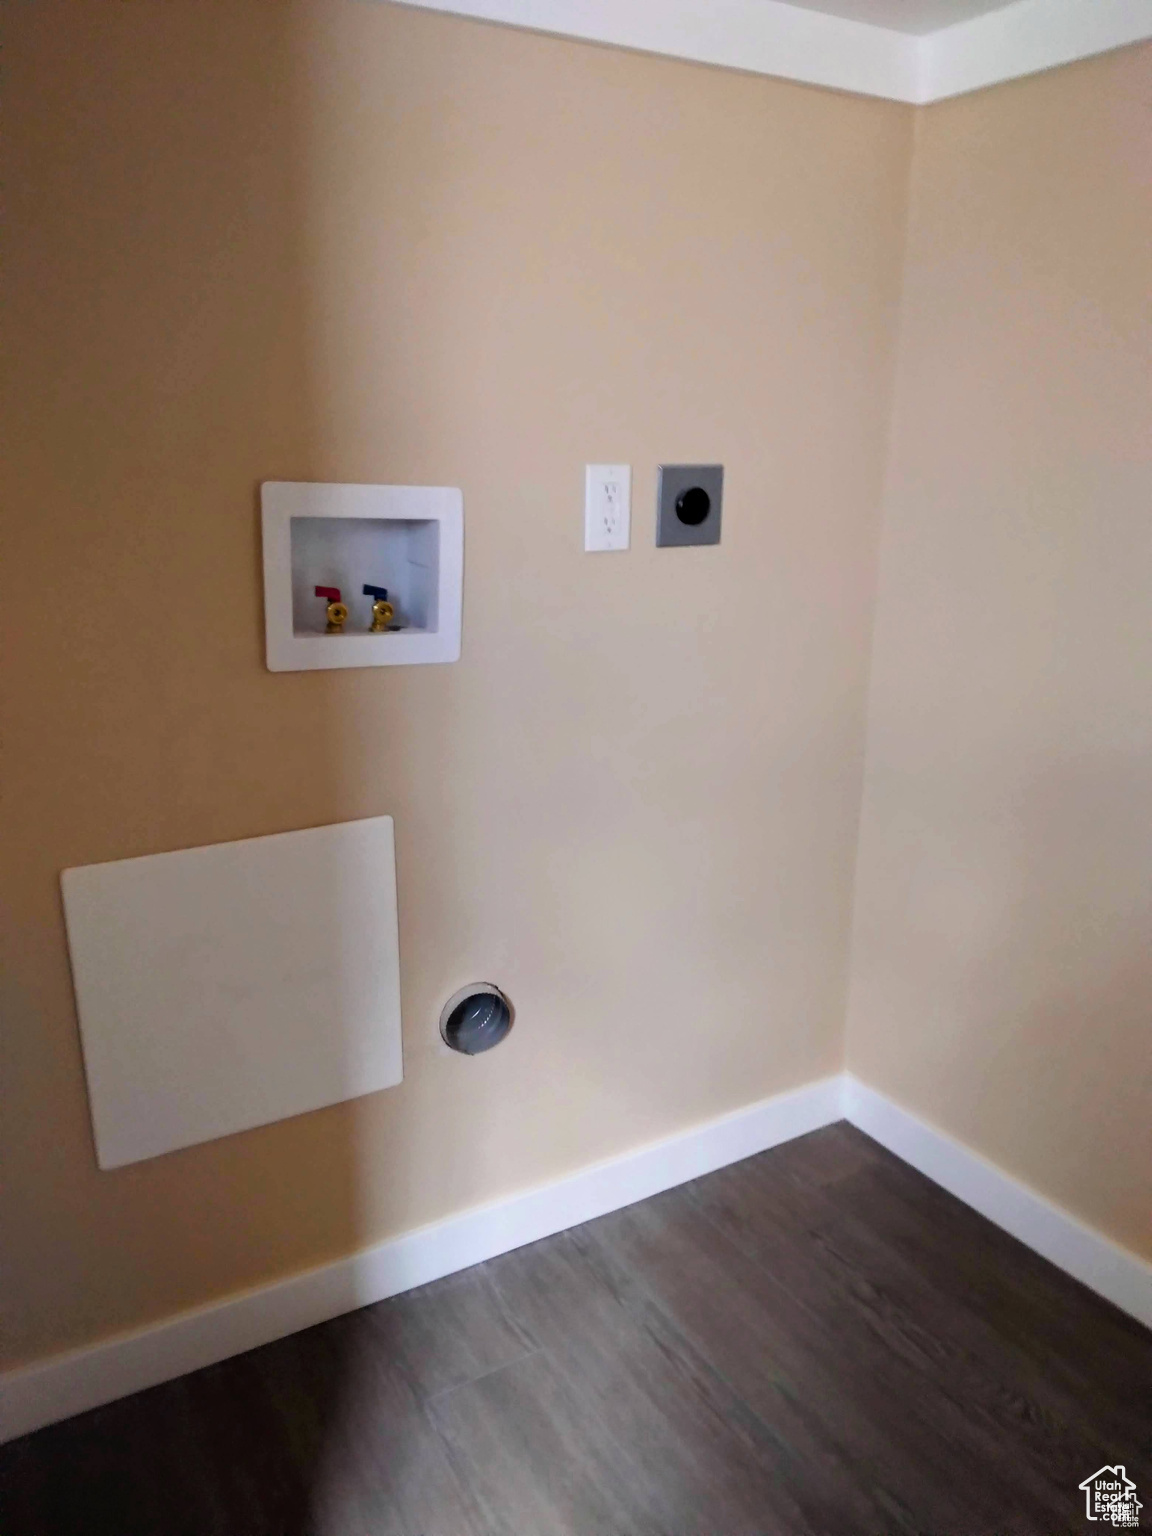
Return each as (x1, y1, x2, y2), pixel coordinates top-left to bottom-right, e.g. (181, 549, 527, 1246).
(262, 481, 463, 671)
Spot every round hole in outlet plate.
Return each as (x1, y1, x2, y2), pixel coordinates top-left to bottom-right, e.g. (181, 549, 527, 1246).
(675, 486, 711, 526)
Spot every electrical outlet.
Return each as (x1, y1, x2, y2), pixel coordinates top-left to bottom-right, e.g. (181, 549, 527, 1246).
(584, 464, 631, 552)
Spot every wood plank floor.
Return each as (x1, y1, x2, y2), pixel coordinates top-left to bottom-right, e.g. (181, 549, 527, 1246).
(3, 1123, 1149, 1535)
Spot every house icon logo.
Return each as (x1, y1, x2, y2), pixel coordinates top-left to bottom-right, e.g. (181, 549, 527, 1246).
(1079, 1466, 1142, 1527)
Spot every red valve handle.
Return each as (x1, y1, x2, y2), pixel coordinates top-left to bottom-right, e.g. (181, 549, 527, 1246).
(314, 586, 342, 603)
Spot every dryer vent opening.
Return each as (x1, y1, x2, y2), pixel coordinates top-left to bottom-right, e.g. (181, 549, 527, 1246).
(440, 984, 514, 1055)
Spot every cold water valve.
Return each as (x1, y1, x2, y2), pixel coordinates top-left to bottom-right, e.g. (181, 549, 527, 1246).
(363, 584, 396, 633)
(314, 586, 348, 634)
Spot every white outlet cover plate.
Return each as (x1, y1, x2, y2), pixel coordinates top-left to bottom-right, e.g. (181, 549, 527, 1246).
(61, 816, 403, 1169)
(262, 481, 463, 671)
(584, 464, 631, 552)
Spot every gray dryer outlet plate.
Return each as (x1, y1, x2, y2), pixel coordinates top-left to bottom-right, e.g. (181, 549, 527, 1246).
(656, 464, 724, 547)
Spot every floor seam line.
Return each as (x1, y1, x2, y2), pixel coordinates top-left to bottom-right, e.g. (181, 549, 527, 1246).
(422, 1343, 546, 1407)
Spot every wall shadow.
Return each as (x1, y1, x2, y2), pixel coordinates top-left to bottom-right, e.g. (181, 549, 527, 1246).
(1, 0, 364, 1526)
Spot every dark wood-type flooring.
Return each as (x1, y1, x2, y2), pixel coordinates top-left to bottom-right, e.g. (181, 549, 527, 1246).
(3, 1123, 1149, 1535)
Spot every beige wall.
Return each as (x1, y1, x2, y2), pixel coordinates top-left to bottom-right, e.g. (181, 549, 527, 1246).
(847, 45, 1152, 1262)
(1, 1, 911, 1366)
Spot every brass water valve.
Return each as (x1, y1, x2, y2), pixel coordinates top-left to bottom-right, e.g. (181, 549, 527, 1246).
(363, 584, 395, 633)
(314, 586, 348, 634)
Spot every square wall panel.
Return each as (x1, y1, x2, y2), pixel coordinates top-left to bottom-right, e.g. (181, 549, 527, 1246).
(62, 817, 403, 1169)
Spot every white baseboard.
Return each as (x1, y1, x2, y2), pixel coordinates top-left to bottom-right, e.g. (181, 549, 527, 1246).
(5, 1071, 1148, 1445)
(0, 1074, 842, 1444)
(842, 1075, 1152, 1332)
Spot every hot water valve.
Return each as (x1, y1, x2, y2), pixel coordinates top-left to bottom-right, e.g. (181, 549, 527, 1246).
(314, 586, 348, 634)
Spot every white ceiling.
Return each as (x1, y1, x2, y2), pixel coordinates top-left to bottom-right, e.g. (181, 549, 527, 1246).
(776, 0, 1022, 35)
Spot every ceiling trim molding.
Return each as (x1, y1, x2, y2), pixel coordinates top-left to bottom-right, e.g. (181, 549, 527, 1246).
(918, 0, 1152, 102)
(387, 0, 1152, 104)
(391, 0, 919, 101)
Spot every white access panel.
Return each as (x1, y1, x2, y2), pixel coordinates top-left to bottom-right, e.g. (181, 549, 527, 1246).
(61, 817, 403, 1170)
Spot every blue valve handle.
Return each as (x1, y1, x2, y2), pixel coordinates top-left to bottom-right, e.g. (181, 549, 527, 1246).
(363, 585, 389, 601)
